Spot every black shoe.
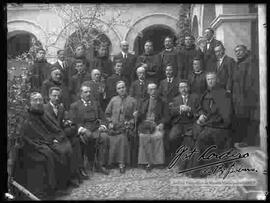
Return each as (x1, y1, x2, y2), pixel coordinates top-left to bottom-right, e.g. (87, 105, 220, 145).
(146, 164, 152, 172)
(98, 166, 109, 175)
(119, 166, 126, 174)
(68, 179, 79, 188)
(79, 169, 89, 179)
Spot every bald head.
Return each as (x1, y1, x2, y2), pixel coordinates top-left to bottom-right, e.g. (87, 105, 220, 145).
(91, 69, 101, 81)
(147, 83, 157, 97)
(136, 66, 145, 80)
(120, 40, 129, 53)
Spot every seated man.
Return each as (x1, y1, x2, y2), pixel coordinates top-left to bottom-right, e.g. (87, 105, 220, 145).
(43, 87, 86, 187)
(69, 83, 110, 175)
(190, 72, 232, 177)
(105, 81, 137, 173)
(168, 80, 200, 170)
(13, 92, 73, 198)
(137, 83, 169, 171)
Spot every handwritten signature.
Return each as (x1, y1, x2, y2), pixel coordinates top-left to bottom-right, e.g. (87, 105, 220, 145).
(168, 145, 260, 179)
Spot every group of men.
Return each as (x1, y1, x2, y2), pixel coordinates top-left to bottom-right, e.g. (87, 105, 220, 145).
(12, 27, 259, 198)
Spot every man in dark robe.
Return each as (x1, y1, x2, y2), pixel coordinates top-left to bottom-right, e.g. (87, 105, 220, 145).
(168, 80, 200, 170)
(69, 84, 110, 175)
(90, 45, 113, 80)
(180, 34, 204, 79)
(29, 48, 51, 92)
(129, 67, 150, 110)
(41, 66, 70, 110)
(158, 36, 183, 81)
(105, 61, 128, 104)
(202, 28, 222, 72)
(105, 81, 137, 172)
(43, 87, 87, 187)
(52, 50, 72, 87)
(158, 65, 179, 104)
(113, 41, 137, 87)
(213, 43, 235, 95)
(135, 40, 159, 84)
(190, 72, 232, 178)
(232, 45, 259, 145)
(188, 58, 207, 97)
(69, 59, 92, 103)
(13, 92, 73, 198)
(137, 83, 170, 171)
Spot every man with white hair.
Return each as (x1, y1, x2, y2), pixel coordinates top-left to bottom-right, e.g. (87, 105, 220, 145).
(136, 83, 169, 171)
(129, 66, 150, 109)
(113, 40, 137, 86)
(190, 72, 233, 177)
(105, 81, 137, 173)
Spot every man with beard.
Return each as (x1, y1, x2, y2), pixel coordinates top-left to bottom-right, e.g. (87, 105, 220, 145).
(52, 50, 72, 87)
(202, 28, 221, 72)
(43, 87, 86, 187)
(137, 83, 170, 171)
(135, 41, 159, 84)
(41, 67, 70, 110)
(90, 45, 113, 80)
(232, 45, 259, 145)
(168, 80, 200, 170)
(105, 81, 137, 172)
(188, 58, 207, 97)
(190, 72, 232, 178)
(69, 60, 92, 103)
(180, 34, 204, 79)
(13, 92, 73, 198)
(69, 84, 110, 175)
(113, 41, 137, 87)
(213, 43, 235, 96)
(29, 48, 51, 92)
(158, 36, 183, 81)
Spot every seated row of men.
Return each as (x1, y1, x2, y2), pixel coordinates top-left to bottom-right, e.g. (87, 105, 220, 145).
(13, 69, 232, 198)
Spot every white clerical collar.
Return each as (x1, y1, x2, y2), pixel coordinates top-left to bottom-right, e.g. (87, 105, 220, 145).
(165, 48, 173, 52)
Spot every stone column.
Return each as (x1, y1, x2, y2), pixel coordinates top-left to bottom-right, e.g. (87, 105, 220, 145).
(258, 4, 267, 152)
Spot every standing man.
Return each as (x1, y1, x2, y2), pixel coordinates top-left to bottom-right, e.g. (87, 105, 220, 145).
(29, 48, 51, 92)
(158, 36, 183, 81)
(232, 45, 259, 145)
(203, 28, 221, 71)
(69, 84, 110, 175)
(214, 43, 235, 95)
(137, 83, 169, 171)
(70, 44, 91, 75)
(180, 34, 204, 79)
(158, 65, 180, 104)
(135, 41, 159, 84)
(105, 81, 137, 172)
(52, 50, 71, 87)
(113, 41, 137, 87)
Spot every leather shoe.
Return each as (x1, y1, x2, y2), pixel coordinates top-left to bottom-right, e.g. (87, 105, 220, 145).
(79, 169, 89, 179)
(98, 166, 109, 175)
(119, 166, 126, 174)
(68, 179, 79, 188)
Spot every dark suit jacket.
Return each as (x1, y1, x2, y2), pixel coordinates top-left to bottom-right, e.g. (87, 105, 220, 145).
(137, 96, 170, 126)
(69, 99, 106, 132)
(129, 79, 150, 102)
(203, 38, 221, 71)
(158, 77, 179, 104)
(113, 52, 137, 83)
(215, 55, 235, 92)
(188, 71, 207, 97)
(170, 93, 200, 124)
(43, 103, 65, 129)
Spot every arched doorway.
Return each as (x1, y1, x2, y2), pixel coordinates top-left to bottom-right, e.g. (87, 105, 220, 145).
(7, 31, 36, 59)
(65, 28, 112, 59)
(133, 25, 176, 56)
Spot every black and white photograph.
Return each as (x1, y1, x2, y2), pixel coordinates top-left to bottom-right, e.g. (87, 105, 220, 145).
(6, 3, 267, 200)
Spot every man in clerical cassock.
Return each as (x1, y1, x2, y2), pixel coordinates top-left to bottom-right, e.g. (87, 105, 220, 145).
(190, 72, 232, 178)
(69, 84, 110, 175)
(105, 81, 137, 172)
(168, 80, 200, 170)
(137, 83, 170, 171)
(135, 40, 160, 84)
(129, 67, 150, 110)
(43, 87, 86, 187)
(13, 92, 73, 198)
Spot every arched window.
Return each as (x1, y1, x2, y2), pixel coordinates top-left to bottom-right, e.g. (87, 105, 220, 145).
(192, 15, 199, 39)
(202, 4, 216, 31)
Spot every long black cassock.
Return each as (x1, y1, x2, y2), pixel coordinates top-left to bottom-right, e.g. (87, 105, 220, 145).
(13, 108, 73, 197)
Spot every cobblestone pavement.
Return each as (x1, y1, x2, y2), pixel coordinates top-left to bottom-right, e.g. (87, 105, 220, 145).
(54, 165, 257, 200)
